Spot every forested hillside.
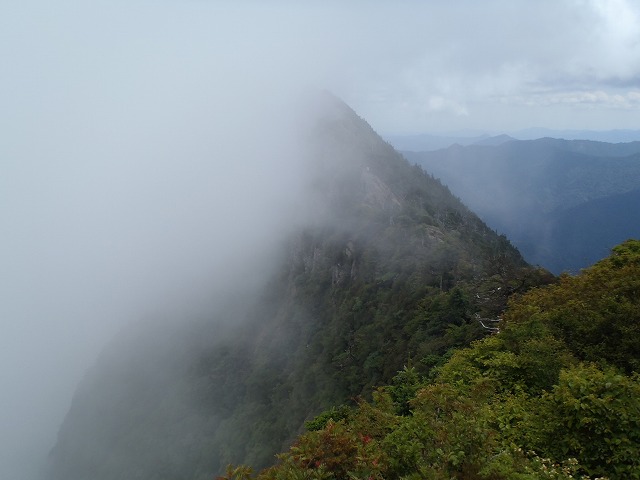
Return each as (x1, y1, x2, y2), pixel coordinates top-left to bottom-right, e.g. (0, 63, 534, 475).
(231, 239, 640, 480)
(404, 139, 640, 273)
(47, 96, 550, 480)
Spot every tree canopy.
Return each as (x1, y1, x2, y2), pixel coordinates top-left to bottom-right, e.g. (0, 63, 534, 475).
(222, 240, 640, 480)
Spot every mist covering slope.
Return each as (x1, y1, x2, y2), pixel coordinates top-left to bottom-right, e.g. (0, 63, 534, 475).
(404, 139, 640, 273)
(47, 95, 549, 480)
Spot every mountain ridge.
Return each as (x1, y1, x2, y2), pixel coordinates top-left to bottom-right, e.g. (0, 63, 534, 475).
(385, 129, 640, 151)
(404, 138, 640, 272)
(47, 95, 550, 480)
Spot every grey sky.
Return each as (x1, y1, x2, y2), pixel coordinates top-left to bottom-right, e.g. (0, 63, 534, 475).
(1, 1, 639, 478)
(342, 0, 640, 133)
(2, 1, 640, 135)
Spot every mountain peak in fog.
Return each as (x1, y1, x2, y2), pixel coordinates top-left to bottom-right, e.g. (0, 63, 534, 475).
(46, 95, 546, 480)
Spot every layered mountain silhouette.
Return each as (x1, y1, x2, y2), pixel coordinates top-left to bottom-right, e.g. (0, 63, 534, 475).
(404, 138, 640, 273)
(386, 129, 640, 151)
(47, 95, 550, 480)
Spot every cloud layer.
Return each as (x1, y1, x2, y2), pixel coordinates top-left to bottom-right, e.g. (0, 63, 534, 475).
(339, 0, 640, 132)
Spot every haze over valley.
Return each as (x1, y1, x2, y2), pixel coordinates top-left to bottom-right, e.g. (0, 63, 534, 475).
(402, 137, 640, 273)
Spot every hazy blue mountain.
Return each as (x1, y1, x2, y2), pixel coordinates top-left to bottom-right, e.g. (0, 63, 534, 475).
(46, 96, 548, 480)
(404, 139, 640, 273)
(471, 134, 516, 146)
(386, 129, 640, 151)
(511, 128, 640, 143)
(383, 133, 490, 151)
(541, 187, 640, 272)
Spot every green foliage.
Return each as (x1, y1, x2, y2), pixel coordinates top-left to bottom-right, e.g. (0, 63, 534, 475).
(504, 239, 640, 373)
(305, 405, 351, 432)
(216, 465, 255, 480)
(385, 365, 423, 415)
(245, 241, 640, 480)
(535, 365, 640, 478)
(609, 238, 640, 268)
(437, 326, 576, 395)
(255, 374, 601, 480)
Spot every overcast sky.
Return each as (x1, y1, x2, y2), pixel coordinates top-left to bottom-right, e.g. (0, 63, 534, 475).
(1, 1, 639, 478)
(346, 0, 640, 134)
(2, 1, 640, 135)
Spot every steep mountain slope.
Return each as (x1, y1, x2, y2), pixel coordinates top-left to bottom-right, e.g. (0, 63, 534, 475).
(47, 95, 549, 480)
(542, 187, 640, 272)
(404, 139, 640, 272)
(252, 240, 640, 480)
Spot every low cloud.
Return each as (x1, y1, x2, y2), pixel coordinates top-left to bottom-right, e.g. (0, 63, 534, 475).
(511, 89, 640, 109)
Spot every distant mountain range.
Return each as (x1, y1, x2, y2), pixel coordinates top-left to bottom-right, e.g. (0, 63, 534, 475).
(386, 129, 640, 151)
(403, 138, 640, 273)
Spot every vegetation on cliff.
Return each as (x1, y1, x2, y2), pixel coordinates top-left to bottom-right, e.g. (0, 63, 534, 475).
(225, 240, 640, 480)
(47, 96, 554, 480)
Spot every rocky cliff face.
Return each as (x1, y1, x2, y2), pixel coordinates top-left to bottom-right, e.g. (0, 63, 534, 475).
(47, 94, 547, 480)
